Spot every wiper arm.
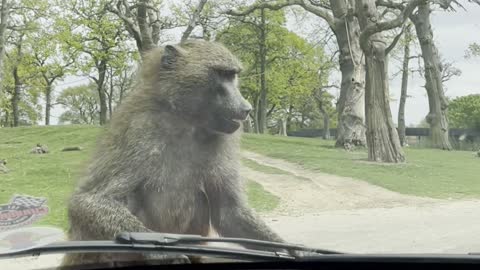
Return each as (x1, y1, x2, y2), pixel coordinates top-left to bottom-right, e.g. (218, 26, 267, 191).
(0, 240, 292, 261)
(116, 232, 343, 255)
(0, 232, 342, 262)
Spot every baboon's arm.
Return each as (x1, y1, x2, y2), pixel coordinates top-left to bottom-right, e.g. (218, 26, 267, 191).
(69, 178, 150, 239)
(215, 193, 284, 243)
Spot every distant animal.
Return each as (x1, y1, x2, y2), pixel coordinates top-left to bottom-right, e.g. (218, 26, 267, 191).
(0, 159, 8, 173)
(30, 144, 49, 154)
(61, 40, 291, 268)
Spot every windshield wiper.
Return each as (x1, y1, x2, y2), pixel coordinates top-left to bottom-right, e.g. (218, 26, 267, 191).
(116, 232, 343, 255)
(0, 232, 342, 261)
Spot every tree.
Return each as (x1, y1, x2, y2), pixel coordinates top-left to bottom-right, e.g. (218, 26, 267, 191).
(397, 24, 414, 147)
(1, 43, 43, 126)
(179, 0, 208, 41)
(381, 0, 479, 149)
(107, 0, 208, 55)
(105, 57, 137, 118)
(0, 0, 12, 86)
(314, 87, 336, 139)
(222, 7, 289, 133)
(57, 84, 99, 124)
(1, 0, 46, 127)
(355, 0, 424, 163)
(220, 7, 331, 135)
(410, 1, 452, 150)
(228, 0, 368, 148)
(448, 94, 480, 129)
(27, 21, 76, 125)
(59, 0, 131, 125)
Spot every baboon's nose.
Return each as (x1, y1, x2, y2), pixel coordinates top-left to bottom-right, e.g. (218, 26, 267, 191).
(240, 107, 252, 120)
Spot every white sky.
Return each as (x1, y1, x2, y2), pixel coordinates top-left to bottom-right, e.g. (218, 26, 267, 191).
(48, 2, 480, 127)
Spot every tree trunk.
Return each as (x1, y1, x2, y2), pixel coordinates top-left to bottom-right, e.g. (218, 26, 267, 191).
(278, 113, 287, 136)
(257, 8, 267, 134)
(398, 25, 412, 147)
(45, 83, 52, 125)
(253, 95, 260, 133)
(107, 67, 114, 119)
(330, 0, 367, 149)
(357, 0, 405, 163)
(286, 104, 293, 131)
(12, 67, 20, 127)
(97, 60, 108, 125)
(0, 0, 9, 87)
(410, 2, 452, 150)
(181, 0, 208, 42)
(137, 0, 156, 54)
(323, 116, 330, 140)
(318, 101, 330, 140)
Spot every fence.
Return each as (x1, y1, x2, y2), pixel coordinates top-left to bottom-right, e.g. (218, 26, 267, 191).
(287, 128, 480, 140)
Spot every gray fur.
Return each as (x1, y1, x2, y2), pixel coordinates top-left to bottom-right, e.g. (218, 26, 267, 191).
(61, 40, 282, 268)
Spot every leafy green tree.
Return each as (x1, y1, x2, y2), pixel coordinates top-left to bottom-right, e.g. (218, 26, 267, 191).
(219, 8, 332, 134)
(26, 15, 78, 125)
(1, 0, 46, 126)
(220, 7, 289, 133)
(448, 95, 480, 130)
(57, 0, 132, 125)
(57, 84, 99, 125)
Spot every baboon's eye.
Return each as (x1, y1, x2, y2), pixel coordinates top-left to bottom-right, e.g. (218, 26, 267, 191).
(216, 69, 236, 81)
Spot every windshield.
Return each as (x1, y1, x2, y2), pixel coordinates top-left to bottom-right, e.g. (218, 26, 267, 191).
(1, 0, 480, 269)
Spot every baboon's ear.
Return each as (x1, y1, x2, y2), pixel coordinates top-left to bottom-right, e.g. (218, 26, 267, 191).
(161, 45, 182, 69)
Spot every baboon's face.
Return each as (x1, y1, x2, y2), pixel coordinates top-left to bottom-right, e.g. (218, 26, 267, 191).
(160, 41, 252, 134)
(200, 67, 252, 134)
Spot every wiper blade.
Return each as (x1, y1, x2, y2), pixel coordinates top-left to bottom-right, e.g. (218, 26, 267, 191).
(0, 240, 292, 261)
(116, 232, 343, 255)
(0, 232, 343, 261)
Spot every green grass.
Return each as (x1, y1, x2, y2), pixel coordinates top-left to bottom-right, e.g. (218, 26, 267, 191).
(0, 125, 101, 229)
(246, 180, 280, 212)
(241, 133, 480, 199)
(0, 125, 279, 229)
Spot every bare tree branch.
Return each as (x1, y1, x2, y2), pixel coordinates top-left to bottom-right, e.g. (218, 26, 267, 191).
(360, 0, 423, 45)
(226, 0, 334, 27)
(106, 1, 143, 51)
(385, 25, 406, 54)
(181, 0, 208, 42)
(136, 0, 155, 51)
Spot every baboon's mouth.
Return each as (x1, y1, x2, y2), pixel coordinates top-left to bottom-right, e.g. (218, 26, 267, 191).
(216, 116, 241, 134)
(226, 118, 242, 123)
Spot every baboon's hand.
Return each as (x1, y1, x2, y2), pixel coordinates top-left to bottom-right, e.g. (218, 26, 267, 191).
(144, 254, 191, 265)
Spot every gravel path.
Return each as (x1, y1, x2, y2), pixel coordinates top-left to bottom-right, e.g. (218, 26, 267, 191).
(242, 150, 436, 216)
(242, 151, 480, 254)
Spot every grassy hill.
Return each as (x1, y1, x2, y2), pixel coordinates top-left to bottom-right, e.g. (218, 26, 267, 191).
(1, 125, 479, 229)
(0, 125, 279, 229)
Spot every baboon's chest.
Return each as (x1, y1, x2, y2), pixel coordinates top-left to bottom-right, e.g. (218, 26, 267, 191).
(127, 159, 230, 236)
(126, 134, 237, 235)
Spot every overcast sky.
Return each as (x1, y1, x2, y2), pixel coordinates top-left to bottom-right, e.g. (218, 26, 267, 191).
(49, 2, 480, 127)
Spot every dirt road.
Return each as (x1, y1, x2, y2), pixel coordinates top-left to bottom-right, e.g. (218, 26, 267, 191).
(243, 151, 480, 254)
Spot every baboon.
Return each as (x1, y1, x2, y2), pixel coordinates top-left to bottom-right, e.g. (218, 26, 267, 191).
(62, 40, 288, 268)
